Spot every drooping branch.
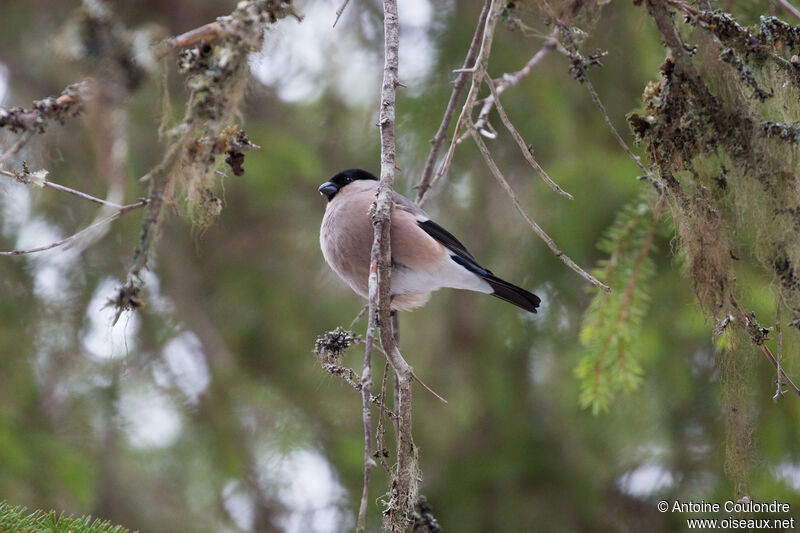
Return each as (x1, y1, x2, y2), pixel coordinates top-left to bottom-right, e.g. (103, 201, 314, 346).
(469, 126, 611, 292)
(482, 73, 573, 199)
(0, 199, 148, 256)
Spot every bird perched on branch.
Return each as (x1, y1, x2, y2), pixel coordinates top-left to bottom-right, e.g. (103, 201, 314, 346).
(318, 169, 541, 313)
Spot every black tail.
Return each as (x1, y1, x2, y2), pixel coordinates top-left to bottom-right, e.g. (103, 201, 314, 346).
(450, 255, 541, 313)
(483, 274, 541, 313)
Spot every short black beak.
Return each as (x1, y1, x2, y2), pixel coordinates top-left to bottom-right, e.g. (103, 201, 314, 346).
(318, 181, 338, 200)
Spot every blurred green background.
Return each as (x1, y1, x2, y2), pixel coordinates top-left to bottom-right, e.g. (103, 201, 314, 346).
(0, 0, 799, 531)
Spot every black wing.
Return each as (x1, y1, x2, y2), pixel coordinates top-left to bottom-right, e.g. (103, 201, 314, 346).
(417, 219, 479, 263)
(419, 218, 541, 314)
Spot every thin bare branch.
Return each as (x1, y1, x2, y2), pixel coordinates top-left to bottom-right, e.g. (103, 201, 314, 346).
(375, 360, 392, 473)
(168, 22, 222, 47)
(357, 313, 376, 533)
(469, 126, 611, 292)
(355, 336, 448, 404)
(0, 199, 148, 256)
(461, 28, 560, 145)
(349, 304, 369, 329)
(368, 0, 424, 529)
(0, 131, 34, 164)
(760, 343, 800, 398)
(581, 76, 662, 189)
(333, 0, 351, 27)
(483, 72, 573, 200)
(418, 0, 501, 207)
(774, 299, 785, 401)
(775, 0, 800, 21)
(0, 168, 130, 210)
(414, 0, 491, 203)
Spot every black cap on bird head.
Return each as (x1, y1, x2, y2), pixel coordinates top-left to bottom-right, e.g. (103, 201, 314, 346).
(318, 169, 378, 201)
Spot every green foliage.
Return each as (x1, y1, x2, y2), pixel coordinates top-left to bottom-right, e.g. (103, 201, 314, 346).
(576, 199, 659, 414)
(0, 502, 133, 533)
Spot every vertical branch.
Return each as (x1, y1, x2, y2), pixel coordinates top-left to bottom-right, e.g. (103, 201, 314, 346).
(356, 323, 375, 533)
(774, 300, 784, 401)
(362, 0, 420, 529)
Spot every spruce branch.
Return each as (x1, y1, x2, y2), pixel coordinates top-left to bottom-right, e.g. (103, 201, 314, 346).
(0, 502, 132, 533)
(577, 201, 660, 413)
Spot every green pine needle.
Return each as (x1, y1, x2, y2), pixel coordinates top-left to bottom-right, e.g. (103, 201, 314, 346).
(576, 199, 660, 414)
(0, 501, 134, 533)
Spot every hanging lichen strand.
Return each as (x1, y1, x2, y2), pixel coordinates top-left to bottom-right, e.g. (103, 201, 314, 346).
(626, 1, 800, 494)
(111, 0, 299, 320)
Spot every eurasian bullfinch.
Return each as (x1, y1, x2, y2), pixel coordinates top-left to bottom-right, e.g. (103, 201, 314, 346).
(318, 169, 541, 313)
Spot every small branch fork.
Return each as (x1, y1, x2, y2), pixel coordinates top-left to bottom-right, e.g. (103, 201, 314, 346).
(414, 0, 492, 204)
(413, 1, 608, 293)
(456, 27, 560, 147)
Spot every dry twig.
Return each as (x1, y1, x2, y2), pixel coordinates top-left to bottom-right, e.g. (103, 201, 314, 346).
(0, 167, 128, 210)
(333, 0, 352, 27)
(417, 0, 501, 207)
(483, 73, 573, 199)
(460, 28, 560, 145)
(0, 199, 148, 256)
(469, 126, 611, 292)
(414, 0, 491, 204)
(774, 300, 785, 401)
(168, 22, 222, 47)
(775, 0, 800, 21)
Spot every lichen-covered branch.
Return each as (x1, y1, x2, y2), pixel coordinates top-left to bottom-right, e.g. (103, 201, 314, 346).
(112, 0, 295, 320)
(0, 82, 87, 135)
